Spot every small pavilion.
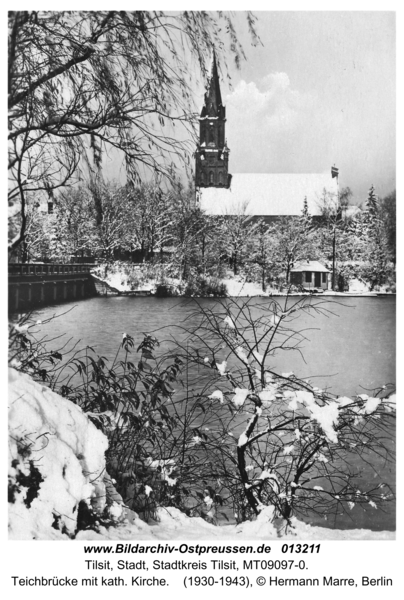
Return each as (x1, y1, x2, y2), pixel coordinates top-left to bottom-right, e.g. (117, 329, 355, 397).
(289, 260, 330, 290)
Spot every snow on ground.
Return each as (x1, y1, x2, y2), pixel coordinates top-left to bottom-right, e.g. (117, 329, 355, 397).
(92, 263, 393, 297)
(221, 276, 271, 297)
(348, 278, 370, 293)
(92, 264, 182, 294)
(8, 369, 394, 541)
(101, 270, 136, 292)
(92, 268, 156, 293)
(76, 506, 394, 541)
(8, 368, 109, 540)
(93, 262, 270, 296)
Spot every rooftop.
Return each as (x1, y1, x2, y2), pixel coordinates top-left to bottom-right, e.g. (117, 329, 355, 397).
(290, 260, 330, 273)
(198, 173, 339, 216)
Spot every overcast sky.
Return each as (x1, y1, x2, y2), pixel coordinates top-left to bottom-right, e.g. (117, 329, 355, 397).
(216, 11, 395, 204)
(101, 11, 396, 205)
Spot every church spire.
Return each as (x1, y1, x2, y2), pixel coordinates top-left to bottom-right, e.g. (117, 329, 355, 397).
(200, 50, 224, 118)
(195, 50, 231, 189)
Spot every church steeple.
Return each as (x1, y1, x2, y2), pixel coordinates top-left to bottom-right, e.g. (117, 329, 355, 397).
(200, 51, 224, 119)
(195, 51, 231, 189)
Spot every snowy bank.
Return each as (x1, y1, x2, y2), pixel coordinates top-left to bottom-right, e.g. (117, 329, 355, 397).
(8, 369, 394, 541)
(221, 276, 271, 297)
(8, 368, 111, 539)
(91, 262, 392, 298)
(76, 505, 394, 541)
(91, 262, 178, 294)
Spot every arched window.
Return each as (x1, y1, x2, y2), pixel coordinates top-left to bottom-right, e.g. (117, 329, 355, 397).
(200, 172, 205, 185)
(209, 128, 215, 144)
(218, 171, 223, 186)
(209, 171, 214, 185)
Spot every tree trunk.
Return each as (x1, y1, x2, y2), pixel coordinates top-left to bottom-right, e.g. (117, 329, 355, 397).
(285, 262, 290, 285)
(22, 240, 28, 263)
(332, 228, 336, 290)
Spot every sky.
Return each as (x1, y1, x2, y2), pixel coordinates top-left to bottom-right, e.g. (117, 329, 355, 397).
(101, 11, 396, 205)
(215, 11, 396, 204)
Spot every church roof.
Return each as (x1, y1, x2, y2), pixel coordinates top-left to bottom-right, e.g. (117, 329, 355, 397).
(198, 173, 339, 216)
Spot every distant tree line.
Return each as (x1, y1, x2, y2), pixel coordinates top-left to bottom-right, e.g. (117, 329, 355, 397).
(9, 179, 396, 292)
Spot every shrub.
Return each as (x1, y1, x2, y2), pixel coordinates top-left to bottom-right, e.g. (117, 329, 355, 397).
(184, 276, 227, 297)
(174, 296, 396, 528)
(8, 316, 222, 522)
(155, 283, 177, 297)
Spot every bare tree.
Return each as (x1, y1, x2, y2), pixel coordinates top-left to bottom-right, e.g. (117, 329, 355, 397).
(268, 216, 320, 286)
(124, 181, 173, 262)
(247, 219, 274, 292)
(220, 202, 256, 276)
(379, 189, 396, 263)
(175, 297, 395, 528)
(8, 10, 260, 252)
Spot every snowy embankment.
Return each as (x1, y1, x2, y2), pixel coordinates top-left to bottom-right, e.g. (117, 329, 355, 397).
(91, 262, 390, 298)
(221, 277, 272, 297)
(221, 274, 394, 297)
(91, 264, 269, 297)
(8, 369, 394, 541)
(9, 368, 120, 540)
(91, 262, 180, 294)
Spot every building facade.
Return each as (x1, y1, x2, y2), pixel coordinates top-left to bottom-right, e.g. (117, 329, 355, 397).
(195, 52, 232, 190)
(289, 260, 330, 290)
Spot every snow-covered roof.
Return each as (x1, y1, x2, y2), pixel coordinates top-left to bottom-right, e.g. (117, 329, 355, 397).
(291, 261, 330, 273)
(198, 173, 339, 216)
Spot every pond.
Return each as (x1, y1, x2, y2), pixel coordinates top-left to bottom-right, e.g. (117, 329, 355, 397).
(34, 295, 396, 532)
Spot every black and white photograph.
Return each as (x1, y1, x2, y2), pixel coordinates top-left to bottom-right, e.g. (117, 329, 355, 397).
(7, 6, 397, 556)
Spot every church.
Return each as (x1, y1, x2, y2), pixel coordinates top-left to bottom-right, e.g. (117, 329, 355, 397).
(195, 54, 339, 218)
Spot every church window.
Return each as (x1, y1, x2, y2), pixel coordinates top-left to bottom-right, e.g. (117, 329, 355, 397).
(218, 171, 223, 185)
(209, 129, 215, 144)
(209, 171, 214, 185)
(200, 172, 205, 185)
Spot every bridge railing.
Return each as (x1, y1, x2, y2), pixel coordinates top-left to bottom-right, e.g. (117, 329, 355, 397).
(8, 263, 94, 277)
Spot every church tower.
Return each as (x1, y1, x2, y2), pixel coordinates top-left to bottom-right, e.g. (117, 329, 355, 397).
(195, 52, 231, 189)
